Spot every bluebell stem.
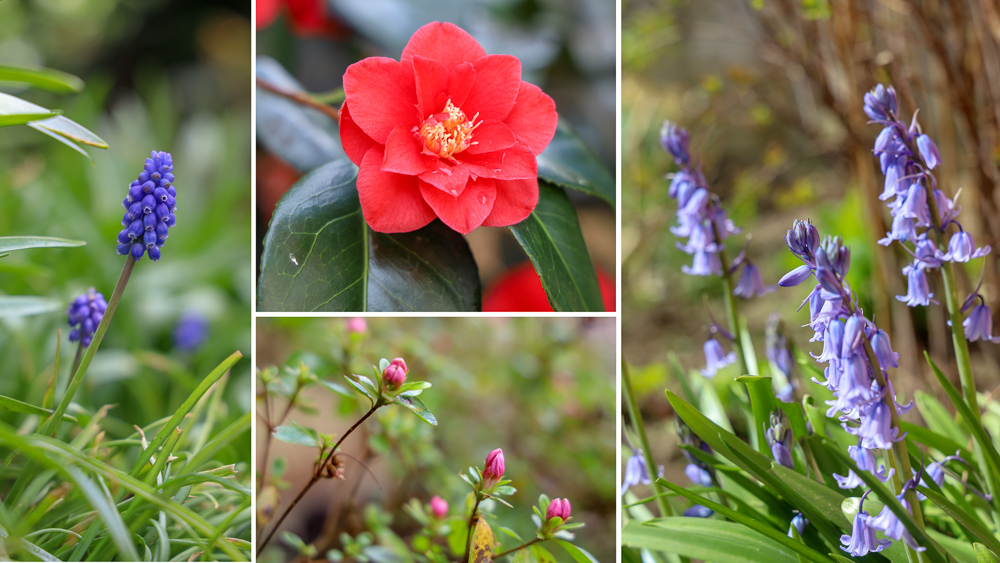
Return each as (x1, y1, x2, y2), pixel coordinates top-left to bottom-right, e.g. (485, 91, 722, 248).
(173, 312, 208, 352)
(117, 151, 176, 262)
(787, 513, 808, 538)
(765, 409, 794, 469)
(67, 288, 107, 347)
(620, 448, 662, 496)
(840, 491, 890, 556)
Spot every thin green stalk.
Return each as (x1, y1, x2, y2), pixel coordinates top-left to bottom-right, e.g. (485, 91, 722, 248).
(622, 358, 671, 518)
(494, 537, 542, 558)
(716, 243, 750, 377)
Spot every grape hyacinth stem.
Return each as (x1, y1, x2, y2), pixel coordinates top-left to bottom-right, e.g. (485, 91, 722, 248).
(45, 255, 136, 438)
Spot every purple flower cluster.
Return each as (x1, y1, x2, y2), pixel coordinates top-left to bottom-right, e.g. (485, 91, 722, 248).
(764, 409, 794, 469)
(765, 314, 795, 402)
(780, 219, 925, 554)
(620, 448, 663, 496)
(660, 121, 740, 277)
(67, 288, 107, 347)
(117, 151, 176, 262)
(866, 85, 994, 335)
(174, 312, 208, 352)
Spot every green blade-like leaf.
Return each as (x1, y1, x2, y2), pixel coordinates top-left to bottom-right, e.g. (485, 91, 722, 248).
(654, 478, 833, 563)
(914, 390, 968, 446)
(0, 236, 85, 253)
(0, 111, 58, 127)
(737, 375, 776, 456)
(536, 121, 614, 207)
(508, 183, 604, 312)
(0, 65, 84, 93)
(622, 519, 799, 562)
(317, 379, 352, 398)
(394, 394, 437, 426)
(256, 57, 342, 173)
(553, 540, 599, 563)
(272, 423, 319, 447)
(258, 159, 482, 312)
(918, 486, 1000, 556)
(0, 394, 76, 422)
(0, 296, 63, 317)
(30, 115, 108, 148)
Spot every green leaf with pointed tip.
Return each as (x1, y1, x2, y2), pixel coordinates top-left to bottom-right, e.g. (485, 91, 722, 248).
(536, 121, 614, 207)
(343, 374, 377, 405)
(317, 379, 352, 398)
(621, 519, 799, 562)
(508, 183, 604, 312)
(530, 544, 557, 563)
(0, 296, 63, 317)
(258, 159, 482, 312)
(272, 423, 319, 447)
(0, 111, 58, 127)
(974, 543, 1000, 563)
(737, 375, 776, 456)
(0, 236, 85, 253)
(915, 390, 967, 446)
(394, 394, 437, 426)
(30, 115, 108, 148)
(0, 65, 84, 93)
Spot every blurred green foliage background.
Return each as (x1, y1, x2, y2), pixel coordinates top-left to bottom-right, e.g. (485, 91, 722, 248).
(256, 317, 615, 562)
(0, 0, 251, 461)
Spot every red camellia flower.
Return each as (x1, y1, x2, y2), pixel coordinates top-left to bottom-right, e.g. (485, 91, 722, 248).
(339, 22, 558, 234)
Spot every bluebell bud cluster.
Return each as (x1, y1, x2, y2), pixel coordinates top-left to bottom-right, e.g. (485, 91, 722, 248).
(865, 85, 993, 330)
(660, 121, 741, 277)
(779, 219, 924, 554)
(117, 151, 176, 261)
(764, 409, 794, 469)
(67, 288, 107, 347)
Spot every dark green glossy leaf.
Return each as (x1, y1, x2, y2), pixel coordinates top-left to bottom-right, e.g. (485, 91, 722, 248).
(256, 57, 342, 173)
(394, 394, 437, 426)
(258, 159, 482, 312)
(536, 121, 614, 207)
(0, 296, 62, 317)
(0, 236, 85, 253)
(622, 519, 798, 562)
(508, 183, 603, 312)
(0, 65, 84, 93)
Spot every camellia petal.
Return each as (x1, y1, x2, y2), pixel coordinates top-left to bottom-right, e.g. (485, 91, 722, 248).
(419, 177, 497, 234)
(401, 22, 487, 69)
(381, 126, 435, 176)
(464, 144, 538, 180)
(419, 161, 471, 197)
(464, 55, 523, 122)
(342, 57, 418, 143)
(464, 121, 517, 154)
(482, 178, 538, 227)
(503, 81, 558, 154)
(357, 147, 437, 233)
(338, 101, 378, 167)
(412, 56, 476, 118)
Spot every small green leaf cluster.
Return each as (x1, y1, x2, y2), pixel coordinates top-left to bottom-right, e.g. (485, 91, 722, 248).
(532, 495, 584, 540)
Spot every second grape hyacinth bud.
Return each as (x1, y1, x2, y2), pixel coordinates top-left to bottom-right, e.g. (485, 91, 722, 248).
(383, 357, 407, 390)
(67, 288, 107, 347)
(429, 496, 448, 519)
(483, 448, 505, 488)
(117, 151, 176, 261)
(546, 498, 572, 521)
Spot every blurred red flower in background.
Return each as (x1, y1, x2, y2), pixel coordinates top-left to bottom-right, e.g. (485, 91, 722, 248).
(483, 262, 616, 312)
(256, 0, 338, 36)
(339, 22, 558, 234)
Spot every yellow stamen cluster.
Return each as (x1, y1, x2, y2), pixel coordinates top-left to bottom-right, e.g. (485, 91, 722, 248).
(417, 99, 480, 159)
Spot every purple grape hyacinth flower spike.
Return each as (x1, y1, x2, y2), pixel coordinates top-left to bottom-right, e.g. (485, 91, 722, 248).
(117, 151, 176, 261)
(67, 288, 107, 347)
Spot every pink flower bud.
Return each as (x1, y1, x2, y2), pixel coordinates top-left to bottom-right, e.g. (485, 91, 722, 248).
(347, 317, 367, 333)
(389, 357, 408, 374)
(430, 495, 448, 518)
(383, 363, 406, 389)
(546, 498, 571, 521)
(483, 448, 505, 484)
